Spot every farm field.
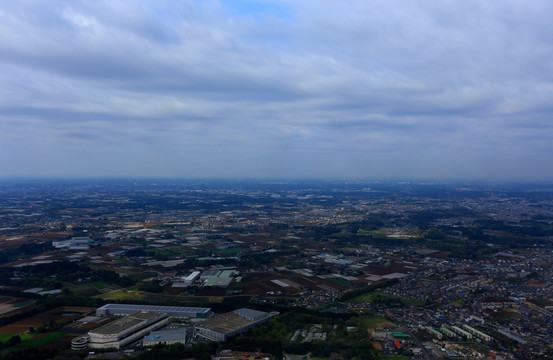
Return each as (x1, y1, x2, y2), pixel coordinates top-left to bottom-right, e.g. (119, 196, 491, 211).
(0, 307, 93, 334)
(0, 332, 72, 355)
(346, 291, 425, 307)
(0, 296, 36, 316)
(95, 289, 220, 304)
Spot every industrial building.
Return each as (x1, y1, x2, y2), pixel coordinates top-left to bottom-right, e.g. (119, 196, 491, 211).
(183, 271, 201, 285)
(52, 237, 92, 251)
(204, 275, 234, 287)
(71, 335, 90, 351)
(88, 311, 169, 349)
(195, 308, 279, 341)
(200, 270, 221, 280)
(96, 304, 211, 318)
(200, 269, 237, 288)
(142, 329, 187, 347)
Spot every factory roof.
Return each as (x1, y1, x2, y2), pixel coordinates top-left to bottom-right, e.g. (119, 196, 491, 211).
(234, 308, 267, 321)
(97, 303, 211, 314)
(220, 270, 235, 277)
(197, 312, 253, 335)
(206, 276, 233, 287)
(90, 312, 165, 335)
(184, 271, 201, 281)
(201, 270, 221, 277)
(197, 309, 275, 336)
(143, 329, 186, 342)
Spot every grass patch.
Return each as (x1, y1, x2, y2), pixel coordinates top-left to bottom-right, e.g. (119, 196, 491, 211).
(328, 278, 350, 286)
(449, 298, 464, 307)
(13, 301, 34, 308)
(214, 247, 250, 255)
(116, 257, 130, 265)
(355, 314, 393, 329)
(359, 229, 383, 234)
(0, 333, 68, 355)
(19, 332, 69, 347)
(346, 291, 425, 307)
(455, 342, 484, 350)
(69, 284, 99, 297)
(91, 281, 119, 290)
(488, 310, 521, 321)
(146, 247, 190, 259)
(0, 334, 33, 343)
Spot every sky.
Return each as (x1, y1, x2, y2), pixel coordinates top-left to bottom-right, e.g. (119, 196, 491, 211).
(0, 0, 552, 179)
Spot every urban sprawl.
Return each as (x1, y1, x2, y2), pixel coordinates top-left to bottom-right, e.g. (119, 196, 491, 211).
(0, 180, 552, 360)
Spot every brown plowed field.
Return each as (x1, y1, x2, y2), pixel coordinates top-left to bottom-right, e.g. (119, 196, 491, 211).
(0, 307, 93, 334)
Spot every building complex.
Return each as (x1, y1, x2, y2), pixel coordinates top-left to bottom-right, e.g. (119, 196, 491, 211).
(195, 308, 279, 341)
(96, 303, 211, 318)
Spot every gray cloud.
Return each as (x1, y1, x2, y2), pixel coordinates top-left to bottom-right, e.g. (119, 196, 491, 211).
(0, 0, 552, 178)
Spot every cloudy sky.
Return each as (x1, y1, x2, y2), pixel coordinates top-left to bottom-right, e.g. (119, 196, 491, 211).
(1, 0, 552, 179)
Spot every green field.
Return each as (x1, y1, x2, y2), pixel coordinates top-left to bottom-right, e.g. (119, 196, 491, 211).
(346, 291, 425, 306)
(449, 298, 464, 307)
(0, 334, 33, 343)
(214, 247, 250, 255)
(328, 278, 350, 286)
(91, 281, 119, 290)
(354, 314, 394, 328)
(0, 332, 69, 355)
(69, 284, 100, 297)
(95, 290, 218, 304)
(13, 301, 34, 308)
(116, 257, 130, 265)
(20, 332, 70, 347)
(146, 247, 190, 258)
(359, 229, 384, 234)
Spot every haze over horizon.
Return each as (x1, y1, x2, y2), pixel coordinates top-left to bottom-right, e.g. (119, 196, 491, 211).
(1, 1, 552, 179)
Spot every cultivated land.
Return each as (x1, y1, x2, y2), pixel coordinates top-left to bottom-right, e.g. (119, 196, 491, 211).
(0, 180, 552, 359)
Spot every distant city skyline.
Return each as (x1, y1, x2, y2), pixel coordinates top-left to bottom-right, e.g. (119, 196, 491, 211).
(1, 1, 552, 179)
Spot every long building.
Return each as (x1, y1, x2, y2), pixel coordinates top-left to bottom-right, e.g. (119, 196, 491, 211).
(451, 325, 473, 340)
(195, 308, 279, 341)
(497, 328, 527, 345)
(143, 329, 187, 347)
(462, 324, 492, 342)
(426, 327, 442, 339)
(440, 327, 458, 338)
(96, 304, 211, 318)
(183, 271, 201, 285)
(88, 311, 169, 349)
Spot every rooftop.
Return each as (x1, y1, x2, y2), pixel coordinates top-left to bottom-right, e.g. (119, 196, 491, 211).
(144, 329, 186, 342)
(98, 303, 211, 314)
(90, 312, 165, 335)
(197, 309, 274, 336)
